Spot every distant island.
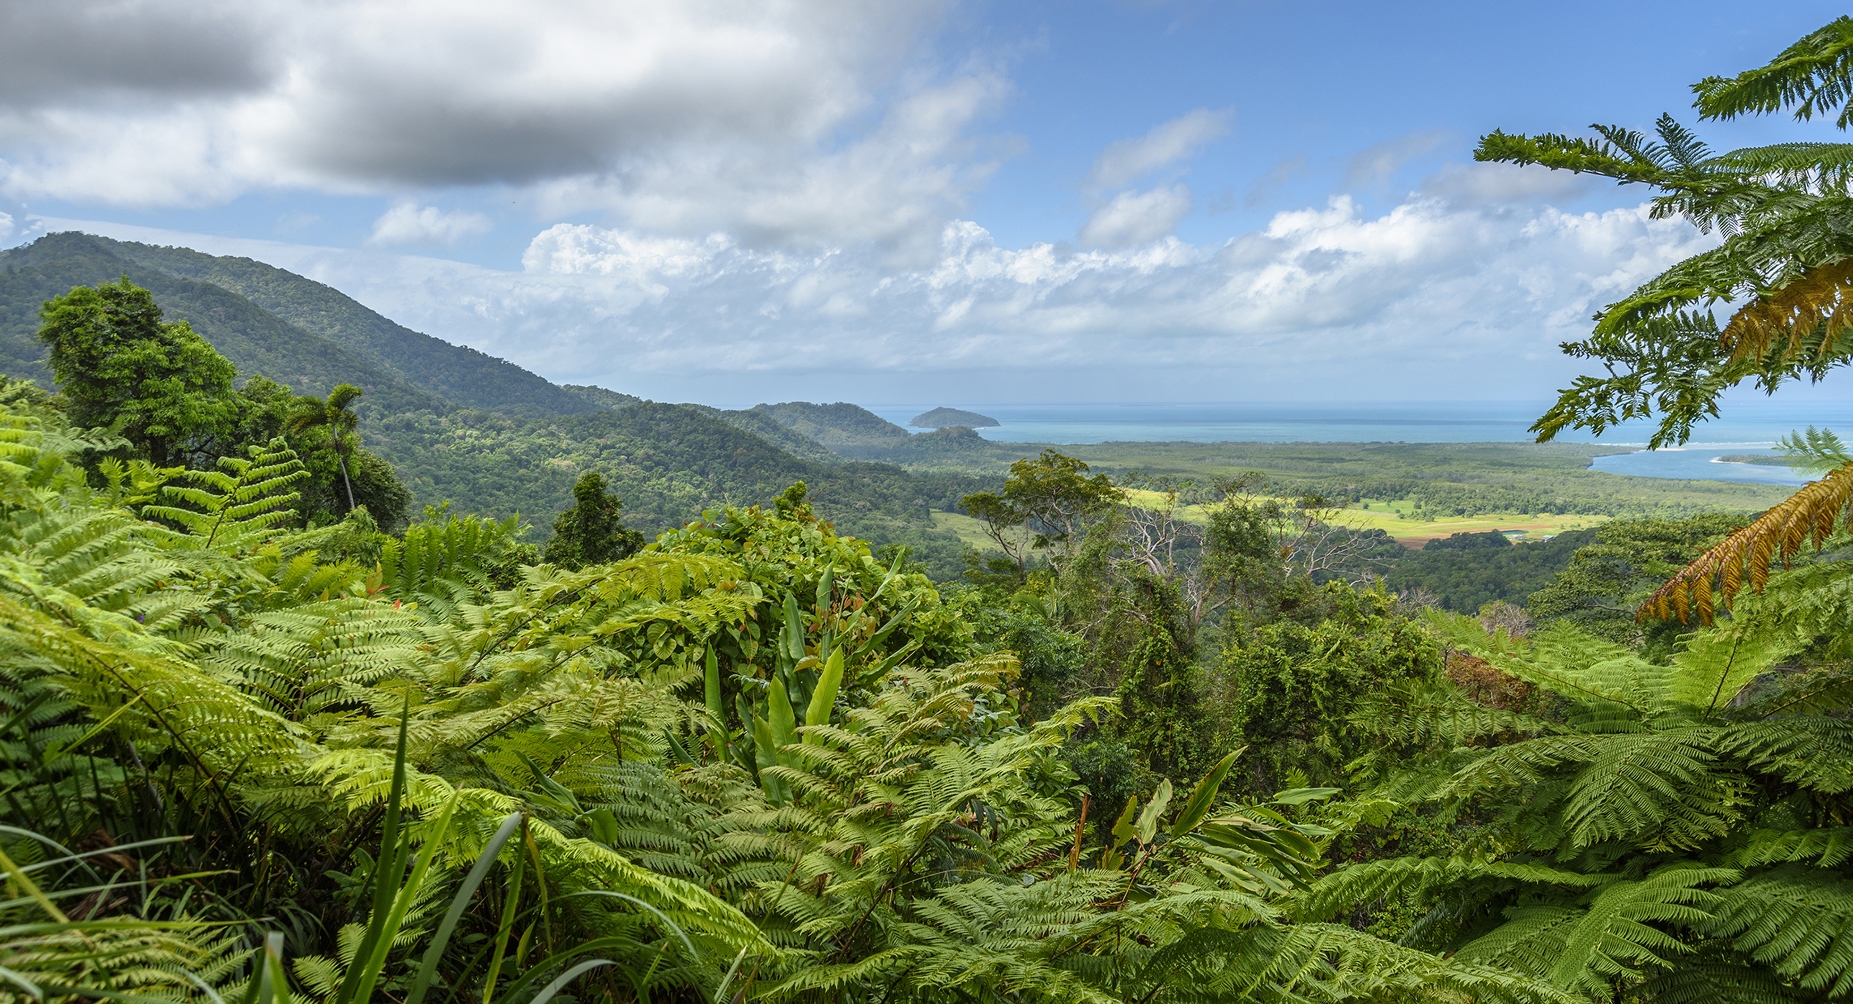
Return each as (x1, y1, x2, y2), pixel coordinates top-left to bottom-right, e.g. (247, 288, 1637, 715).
(910, 406, 999, 429)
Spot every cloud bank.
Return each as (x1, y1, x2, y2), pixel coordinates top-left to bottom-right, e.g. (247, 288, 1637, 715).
(71, 164, 1690, 403)
(0, 3, 1722, 405)
(0, 0, 989, 253)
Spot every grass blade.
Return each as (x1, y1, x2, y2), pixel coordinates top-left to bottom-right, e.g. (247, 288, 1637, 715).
(559, 890, 696, 962)
(406, 812, 522, 1004)
(527, 960, 613, 1004)
(334, 702, 413, 1004)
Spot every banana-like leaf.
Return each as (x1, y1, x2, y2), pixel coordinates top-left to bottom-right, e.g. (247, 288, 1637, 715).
(1171, 748, 1243, 837)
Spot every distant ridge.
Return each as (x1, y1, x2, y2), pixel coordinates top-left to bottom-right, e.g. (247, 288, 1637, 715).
(749, 401, 914, 447)
(911, 406, 998, 429)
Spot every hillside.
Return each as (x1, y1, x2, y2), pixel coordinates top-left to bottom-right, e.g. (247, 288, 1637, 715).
(0, 233, 593, 416)
(750, 401, 915, 447)
(0, 233, 981, 574)
(370, 402, 983, 574)
(0, 233, 447, 415)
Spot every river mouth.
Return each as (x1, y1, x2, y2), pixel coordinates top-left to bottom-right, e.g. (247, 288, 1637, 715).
(1588, 446, 1807, 485)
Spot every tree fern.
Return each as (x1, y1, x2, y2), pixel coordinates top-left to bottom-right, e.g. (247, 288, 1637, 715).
(1708, 866, 1853, 996)
(1644, 460, 1853, 621)
(142, 437, 309, 552)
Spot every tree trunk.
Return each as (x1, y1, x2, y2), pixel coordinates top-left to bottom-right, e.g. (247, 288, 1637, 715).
(338, 453, 356, 512)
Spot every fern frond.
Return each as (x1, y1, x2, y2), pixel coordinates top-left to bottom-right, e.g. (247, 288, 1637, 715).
(1708, 864, 1853, 996)
(1457, 863, 1732, 997)
(1778, 424, 1853, 474)
(1644, 460, 1853, 621)
(1717, 716, 1853, 793)
(1294, 855, 1610, 923)
(1719, 258, 1853, 369)
(1694, 16, 1853, 127)
(1732, 827, 1853, 868)
(142, 438, 309, 552)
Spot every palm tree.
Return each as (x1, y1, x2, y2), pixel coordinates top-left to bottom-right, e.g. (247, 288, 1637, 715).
(291, 383, 363, 513)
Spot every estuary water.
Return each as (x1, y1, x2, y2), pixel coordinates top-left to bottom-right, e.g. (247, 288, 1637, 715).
(864, 403, 1547, 445)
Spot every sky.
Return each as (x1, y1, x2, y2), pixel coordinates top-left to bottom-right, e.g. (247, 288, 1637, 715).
(1, 0, 1850, 409)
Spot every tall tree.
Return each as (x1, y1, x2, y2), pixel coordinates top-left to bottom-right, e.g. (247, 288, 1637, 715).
(544, 470, 645, 568)
(962, 449, 1123, 572)
(289, 383, 364, 512)
(35, 277, 238, 466)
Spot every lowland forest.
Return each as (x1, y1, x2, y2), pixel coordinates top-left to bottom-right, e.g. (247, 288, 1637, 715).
(8, 20, 1853, 1004)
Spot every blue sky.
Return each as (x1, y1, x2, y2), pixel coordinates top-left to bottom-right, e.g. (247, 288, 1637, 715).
(2, 0, 1849, 408)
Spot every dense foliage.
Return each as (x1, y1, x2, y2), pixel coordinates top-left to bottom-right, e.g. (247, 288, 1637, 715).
(1380, 530, 1595, 614)
(17, 20, 1853, 1001)
(0, 389, 1580, 1003)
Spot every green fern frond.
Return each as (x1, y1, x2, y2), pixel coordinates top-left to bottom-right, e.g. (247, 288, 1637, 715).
(1294, 855, 1610, 923)
(141, 437, 308, 552)
(1708, 865, 1853, 996)
(1457, 863, 1732, 997)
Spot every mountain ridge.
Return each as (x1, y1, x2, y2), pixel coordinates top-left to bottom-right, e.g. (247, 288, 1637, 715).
(2, 233, 595, 416)
(0, 232, 981, 575)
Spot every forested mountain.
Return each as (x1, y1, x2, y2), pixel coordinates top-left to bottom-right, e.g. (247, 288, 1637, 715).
(748, 400, 915, 447)
(0, 233, 978, 570)
(0, 233, 592, 415)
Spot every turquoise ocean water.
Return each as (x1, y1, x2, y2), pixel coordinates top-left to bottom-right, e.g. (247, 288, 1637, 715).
(863, 400, 1853, 486)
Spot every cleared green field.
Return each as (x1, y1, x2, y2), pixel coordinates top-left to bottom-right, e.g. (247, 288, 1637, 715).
(920, 441, 1791, 557)
(1113, 488, 1606, 547)
(932, 510, 998, 550)
(1328, 502, 1606, 546)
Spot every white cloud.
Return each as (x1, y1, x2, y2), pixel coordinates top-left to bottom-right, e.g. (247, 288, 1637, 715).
(0, 0, 984, 251)
(368, 202, 494, 245)
(319, 181, 1707, 399)
(34, 169, 1715, 403)
(1085, 108, 1229, 191)
(1078, 185, 1192, 248)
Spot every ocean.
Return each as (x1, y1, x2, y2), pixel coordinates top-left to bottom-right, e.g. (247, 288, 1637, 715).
(864, 399, 1853, 447)
(862, 399, 1853, 487)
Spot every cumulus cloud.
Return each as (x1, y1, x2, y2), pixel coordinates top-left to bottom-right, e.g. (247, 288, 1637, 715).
(0, 0, 987, 250)
(1079, 185, 1192, 248)
(33, 162, 1714, 402)
(368, 202, 493, 245)
(185, 176, 1701, 402)
(1085, 108, 1229, 191)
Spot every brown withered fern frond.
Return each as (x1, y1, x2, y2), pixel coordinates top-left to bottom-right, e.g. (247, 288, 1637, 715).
(1643, 459, 1853, 622)
(1719, 258, 1853, 366)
